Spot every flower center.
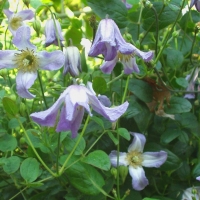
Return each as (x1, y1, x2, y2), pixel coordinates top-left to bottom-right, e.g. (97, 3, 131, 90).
(10, 16, 23, 30)
(126, 151, 143, 168)
(14, 49, 39, 73)
(118, 52, 134, 62)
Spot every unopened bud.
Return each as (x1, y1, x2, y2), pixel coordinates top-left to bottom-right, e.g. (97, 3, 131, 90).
(20, 102, 26, 115)
(110, 167, 117, 179)
(33, 19, 41, 37)
(123, 32, 132, 43)
(145, 0, 153, 8)
(0, 69, 8, 79)
(172, 31, 179, 38)
(118, 165, 128, 183)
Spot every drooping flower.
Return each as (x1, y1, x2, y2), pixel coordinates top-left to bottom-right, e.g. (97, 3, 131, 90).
(109, 132, 167, 191)
(184, 67, 199, 99)
(44, 19, 64, 47)
(63, 46, 82, 77)
(190, 0, 200, 12)
(181, 187, 200, 200)
(30, 82, 129, 138)
(100, 47, 154, 74)
(121, 0, 132, 9)
(88, 18, 135, 61)
(0, 26, 65, 99)
(196, 176, 200, 181)
(3, 9, 34, 36)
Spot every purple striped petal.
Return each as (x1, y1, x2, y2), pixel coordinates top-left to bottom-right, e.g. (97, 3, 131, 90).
(122, 57, 140, 74)
(129, 166, 149, 191)
(128, 132, 146, 153)
(100, 56, 118, 74)
(142, 151, 167, 168)
(37, 50, 65, 71)
(109, 151, 129, 167)
(16, 71, 37, 99)
(12, 26, 36, 50)
(133, 48, 154, 62)
(0, 50, 17, 69)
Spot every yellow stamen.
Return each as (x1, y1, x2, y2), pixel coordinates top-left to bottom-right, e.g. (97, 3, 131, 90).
(10, 16, 23, 30)
(126, 151, 143, 168)
(117, 52, 135, 62)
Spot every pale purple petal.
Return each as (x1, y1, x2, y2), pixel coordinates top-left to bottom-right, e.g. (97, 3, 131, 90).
(100, 56, 118, 74)
(16, 10, 34, 21)
(0, 50, 17, 69)
(16, 71, 37, 99)
(196, 176, 200, 181)
(182, 187, 200, 200)
(3, 9, 13, 19)
(133, 47, 154, 62)
(190, 0, 195, 7)
(97, 95, 111, 107)
(37, 50, 65, 70)
(184, 93, 195, 99)
(12, 26, 36, 50)
(196, 1, 200, 11)
(88, 93, 129, 122)
(109, 151, 129, 167)
(121, 0, 132, 9)
(30, 89, 68, 126)
(142, 151, 167, 168)
(128, 132, 146, 153)
(86, 82, 96, 95)
(129, 166, 149, 191)
(122, 57, 140, 74)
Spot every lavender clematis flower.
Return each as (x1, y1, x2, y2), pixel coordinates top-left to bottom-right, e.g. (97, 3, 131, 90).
(181, 187, 200, 200)
(63, 46, 82, 76)
(100, 46, 154, 74)
(0, 26, 65, 99)
(196, 176, 200, 181)
(109, 132, 167, 191)
(190, 0, 200, 12)
(3, 9, 34, 36)
(184, 67, 199, 99)
(88, 18, 135, 61)
(121, 0, 132, 9)
(44, 19, 64, 47)
(30, 82, 129, 138)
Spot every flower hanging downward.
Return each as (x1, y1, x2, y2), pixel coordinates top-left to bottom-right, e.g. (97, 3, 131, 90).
(109, 132, 167, 191)
(3, 9, 34, 36)
(121, 0, 132, 9)
(0, 26, 65, 99)
(190, 0, 200, 12)
(30, 82, 129, 138)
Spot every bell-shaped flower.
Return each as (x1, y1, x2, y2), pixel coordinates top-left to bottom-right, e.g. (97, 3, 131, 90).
(100, 46, 154, 74)
(121, 0, 132, 9)
(44, 19, 64, 47)
(181, 187, 200, 200)
(88, 18, 135, 61)
(190, 0, 200, 12)
(197, 176, 200, 181)
(30, 82, 129, 138)
(63, 46, 82, 77)
(109, 132, 167, 191)
(3, 9, 34, 37)
(0, 26, 65, 99)
(184, 67, 199, 99)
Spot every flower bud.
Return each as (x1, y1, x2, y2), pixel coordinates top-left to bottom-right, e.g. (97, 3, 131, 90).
(33, 19, 41, 37)
(123, 32, 132, 43)
(110, 167, 117, 179)
(118, 165, 128, 183)
(20, 102, 26, 115)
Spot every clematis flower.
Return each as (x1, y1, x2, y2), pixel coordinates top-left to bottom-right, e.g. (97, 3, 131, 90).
(109, 132, 167, 191)
(100, 47, 154, 74)
(88, 18, 135, 61)
(63, 46, 82, 77)
(181, 187, 200, 200)
(0, 26, 65, 99)
(190, 0, 200, 12)
(3, 9, 34, 37)
(121, 0, 132, 9)
(184, 67, 199, 99)
(196, 176, 200, 181)
(30, 82, 129, 138)
(44, 19, 64, 47)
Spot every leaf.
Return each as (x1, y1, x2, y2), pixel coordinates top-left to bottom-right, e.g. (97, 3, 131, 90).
(92, 77, 107, 94)
(20, 158, 40, 183)
(165, 97, 192, 114)
(175, 77, 188, 88)
(128, 79, 153, 103)
(86, 0, 128, 28)
(0, 133, 17, 152)
(82, 150, 111, 171)
(2, 97, 19, 117)
(90, 116, 104, 129)
(107, 131, 119, 145)
(3, 156, 20, 174)
(161, 129, 182, 144)
(117, 128, 130, 141)
(8, 117, 26, 129)
(30, 0, 42, 9)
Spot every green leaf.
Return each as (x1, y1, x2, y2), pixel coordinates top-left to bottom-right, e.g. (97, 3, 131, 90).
(90, 116, 104, 129)
(20, 158, 40, 183)
(0, 133, 17, 152)
(142, 2, 180, 32)
(8, 117, 26, 129)
(117, 128, 130, 141)
(2, 97, 19, 117)
(177, 161, 190, 180)
(161, 129, 182, 144)
(92, 77, 107, 94)
(175, 77, 188, 88)
(165, 97, 192, 114)
(192, 163, 200, 178)
(3, 156, 20, 174)
(107, 131, 119, 145)
(30, 0, 42, 9)
(128, 79, 153, 103)
(86, 0, 128, 28)
(82, 150, 111, 171)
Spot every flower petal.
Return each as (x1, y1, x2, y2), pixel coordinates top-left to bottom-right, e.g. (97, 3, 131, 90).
(142, 151, 167, 168)
(122, 57, 140, 74)
(3, 9, 13, 19)
(100, 55, 118, 74)
(196, 1, 200, 11)
(109, 151, 129, 167)
(134, 48, 154, 62)
(12, 26, 36, 50)
(16, 10, 34, 21)
(37, 50, 65, 71)
(129, 166, 149, 191)
(16, 71, 37, 99)
(0, 50, 17, 69)
(196, 176, 200, 181)
(97, 95, 111, 107)
(182, 187, 200, 200)
(128, 132, 146, 153)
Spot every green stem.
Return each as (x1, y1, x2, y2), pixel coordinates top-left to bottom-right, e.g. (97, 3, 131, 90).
(17, 116, 56, 177)
(107, 71, 124, 86)
(59, 114, 90, 175)
(37, 71, 48, 109)
(9, 186, 28, 200)
(121, 75, 130, 104)
(137, 3, 144, 40)
(56, 132, 61, 174)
